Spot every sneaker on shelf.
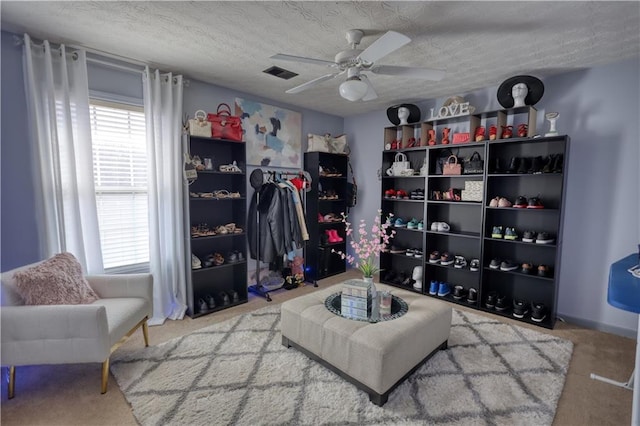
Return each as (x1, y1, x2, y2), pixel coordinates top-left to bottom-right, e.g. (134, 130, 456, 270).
(496, 294, 510, 312)
(538, 264, 552, 277)
(402, 276, 416, 287)
(389, 245, 406, 254)
(489, 196, 500, 207)
(407, 218, 419, 230)
(535, 232, 555, 244)
(504, 227, 519, 240)
(489, 258, 501, 269)
(513, 196, 528, 208)
(429, 280, 439, 295)
(206, 294, 216, 310)
(485, 291, 498, 309)
(429, 251, 441, 264)
(467, 288, 478, 303)
(396, 189, 409, 199)
(498, 197, 513, 208)
(500, 260, 519, 271)
(198, 298, 209, 314)
(437, 222, 451, 232)
(384, 188, 396, 199)
(527, 197, 544, 209)
(192, 253, 202, 270)
(414, 189, 425, 200)
(522, 230, 536, 243)
(491, 225, 503, 239)
(394, 217, 407, 228)
(469, 259, 480, 271)
(531, 302, 547, 322)
(453, 285, 467, 300)
(454, 256, 467, 269)
(440, 252, 455, 266)
(405, 248, 416, 257)
(430, 221, 440, 231)
(413, 249, 424, 258)
(417, 220, 424, 230)
(521, 262, 534, 274)
(437, 282, 451, 297)
(513, 299, 530, 318)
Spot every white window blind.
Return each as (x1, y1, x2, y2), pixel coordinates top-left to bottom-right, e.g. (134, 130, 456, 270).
(89, 99, 149, 271)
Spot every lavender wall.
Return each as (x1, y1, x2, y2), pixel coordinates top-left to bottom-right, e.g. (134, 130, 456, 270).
(345, 56, 640, 336)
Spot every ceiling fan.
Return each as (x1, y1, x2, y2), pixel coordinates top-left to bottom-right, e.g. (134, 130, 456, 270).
(270, 29, 445, 102)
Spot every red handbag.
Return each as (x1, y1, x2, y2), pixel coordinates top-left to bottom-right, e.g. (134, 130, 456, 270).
(207, 103, 243, 141)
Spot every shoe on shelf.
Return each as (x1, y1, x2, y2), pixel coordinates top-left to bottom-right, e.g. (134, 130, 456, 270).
(485, 291, 498, 309)
(396, 189, 409, 199)
(489, 258, 501, 269)
(531, 302, 547, 322)
(528, 156, 544, 174)
(440, 252, 455, 266)
(491, 158, 503, 174)
(384, 188, 396, 199)
(513, 299, 530, 318)
(417, 220, 424, 230)
(453, 285, 467, 300)
(552, 153, 564, 173)
(413, 249, 424, 258)
(491, 225, 503, 239)
(407, 218, 419, 230)
(541, 155, 555, 173)
(500, 260, 519, 271)
(470, 259, 480, 272)
(527, 197, 545, 209)
(232, 291, 240, 303)
(431, 221, 440, 231)
(506, 157, 520, 173)
(198, 298, 209, 314)
(221, 292, 231, 306)
(496, 294, 510, 312)
(535, 232, 555, 244)
(192, 253, 202, 270)
(437, 222, 450, 232)
(489, 196, 500, 207)
(467, 288, 478, 303)
(382, 270, 397, 283)
(498, 197, 513, 208)
(538, 264, 552, 277)
(429, 280, 438, 295)
(521, 262, 534, 274)
(454, 256, 468, 269)
(513, 196, 528, 208)
(517, 157, 530, 174)
(429, 251, 441, 264)
(504, 227, 518, 241)
(389, 245, 406, 254)
(522, 230, 536, 243)
(394, 217, 407, 228)
(405, 248, 416, 257)
(437, 282, 451, 297)
(206, 294, 216, 310)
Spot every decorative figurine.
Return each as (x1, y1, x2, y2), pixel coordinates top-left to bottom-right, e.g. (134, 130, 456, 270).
(517, 124, 528, 137)
(545, 112, 560, 136)
(428, 129, 436, 146)
(501, 125, 513, 139)
(442, 127, 451, 145)
(475, 126, 485, 141)
(489, 125, 498, 140)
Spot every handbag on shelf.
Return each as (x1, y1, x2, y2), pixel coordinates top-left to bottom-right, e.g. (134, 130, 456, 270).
(188, 110, 212, 137)
(208, 103, 243, 141)
(391, 152, 411, 176)
(435, 148, 455, 175)
(463, 151, 484, 175)
(307, 133, 348, 154)
(443, 155, 462, 175)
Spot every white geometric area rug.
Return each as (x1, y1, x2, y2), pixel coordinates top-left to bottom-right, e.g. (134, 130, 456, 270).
(111, 305, 573, 426)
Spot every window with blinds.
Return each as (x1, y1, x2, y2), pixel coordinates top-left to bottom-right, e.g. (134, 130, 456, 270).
(89, 99, 149, 272)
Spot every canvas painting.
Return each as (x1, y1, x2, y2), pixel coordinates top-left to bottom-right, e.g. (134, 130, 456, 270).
(235, 98, 302, 168)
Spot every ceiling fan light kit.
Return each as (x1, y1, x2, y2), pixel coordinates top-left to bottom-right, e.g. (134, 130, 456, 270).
(271, 29, 446, 102)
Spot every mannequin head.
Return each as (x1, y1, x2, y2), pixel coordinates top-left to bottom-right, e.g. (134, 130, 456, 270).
(512, 83, 528, 107)
(397, 107, 410, 125)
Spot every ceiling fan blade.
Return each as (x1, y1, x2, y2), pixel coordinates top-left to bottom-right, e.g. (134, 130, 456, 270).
(360, 75, 378, 101)
(270, 53, 337, 67)
(371, 65, 446, 81)
(357, 31, 411, 64)
(285, 73, 340, 94)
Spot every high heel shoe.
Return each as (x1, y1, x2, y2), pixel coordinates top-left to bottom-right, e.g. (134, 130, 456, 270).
(475, 126, 485, 142)
(406, 137, 417, 148)
(442, 127, 451, 145)
(517, 123, 528, 137)
(501, 125, 513, 139)
(427, 129, 436, 146)
(489, 125, 497, 140)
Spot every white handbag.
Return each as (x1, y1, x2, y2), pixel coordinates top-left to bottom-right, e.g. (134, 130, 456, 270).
(188, 110, 212, 137)
(392, 152, 411, 175)
(307, 133, 348, 154)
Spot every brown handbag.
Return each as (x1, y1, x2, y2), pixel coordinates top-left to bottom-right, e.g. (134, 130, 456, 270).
(443, 155, 462, 175)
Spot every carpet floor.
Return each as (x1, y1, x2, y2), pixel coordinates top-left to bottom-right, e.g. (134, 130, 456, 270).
(110, 304, 573, 425)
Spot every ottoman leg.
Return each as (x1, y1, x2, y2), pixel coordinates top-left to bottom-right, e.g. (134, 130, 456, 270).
(282, 336, 291, 348)
(369, 392, 388, 407)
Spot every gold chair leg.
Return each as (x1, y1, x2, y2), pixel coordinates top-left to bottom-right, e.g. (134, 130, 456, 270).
(8, 366, 15, 399)
(142, 318, 149, 347)
(101, 359, 109, 394)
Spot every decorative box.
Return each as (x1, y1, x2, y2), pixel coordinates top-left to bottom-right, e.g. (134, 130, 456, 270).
(461, 180, 483, 202)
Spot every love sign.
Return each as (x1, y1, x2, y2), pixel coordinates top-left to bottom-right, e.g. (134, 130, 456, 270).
(429, 101, 472, 120)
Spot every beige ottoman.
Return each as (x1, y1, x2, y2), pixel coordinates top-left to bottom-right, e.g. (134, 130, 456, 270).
(281, 283, 452, 406)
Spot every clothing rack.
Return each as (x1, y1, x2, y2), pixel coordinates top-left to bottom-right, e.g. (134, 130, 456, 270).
(248, 169, 313, 302)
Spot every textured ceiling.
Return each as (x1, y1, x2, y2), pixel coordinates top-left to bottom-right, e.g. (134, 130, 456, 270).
(2, 1, 639, 117)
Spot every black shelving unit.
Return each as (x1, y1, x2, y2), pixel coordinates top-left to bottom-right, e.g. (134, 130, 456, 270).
(304, 152, 348, 283)
(378, 106, 569, 329)
(183, 135, 248, 318)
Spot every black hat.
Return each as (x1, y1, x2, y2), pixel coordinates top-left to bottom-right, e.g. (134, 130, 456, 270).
(386, 103, 421, 125)
(497, 75, 544, 108)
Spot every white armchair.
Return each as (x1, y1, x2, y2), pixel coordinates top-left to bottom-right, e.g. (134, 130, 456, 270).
(1, 262, 153, 398)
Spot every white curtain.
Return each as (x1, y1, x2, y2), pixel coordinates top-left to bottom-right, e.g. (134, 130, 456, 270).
(143, 67, 187, 324)
(22, 34, 104, 273)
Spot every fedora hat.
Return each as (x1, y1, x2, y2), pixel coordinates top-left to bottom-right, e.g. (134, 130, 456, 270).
(497, 75, 544, 108)
(386, 103, 421, 125)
